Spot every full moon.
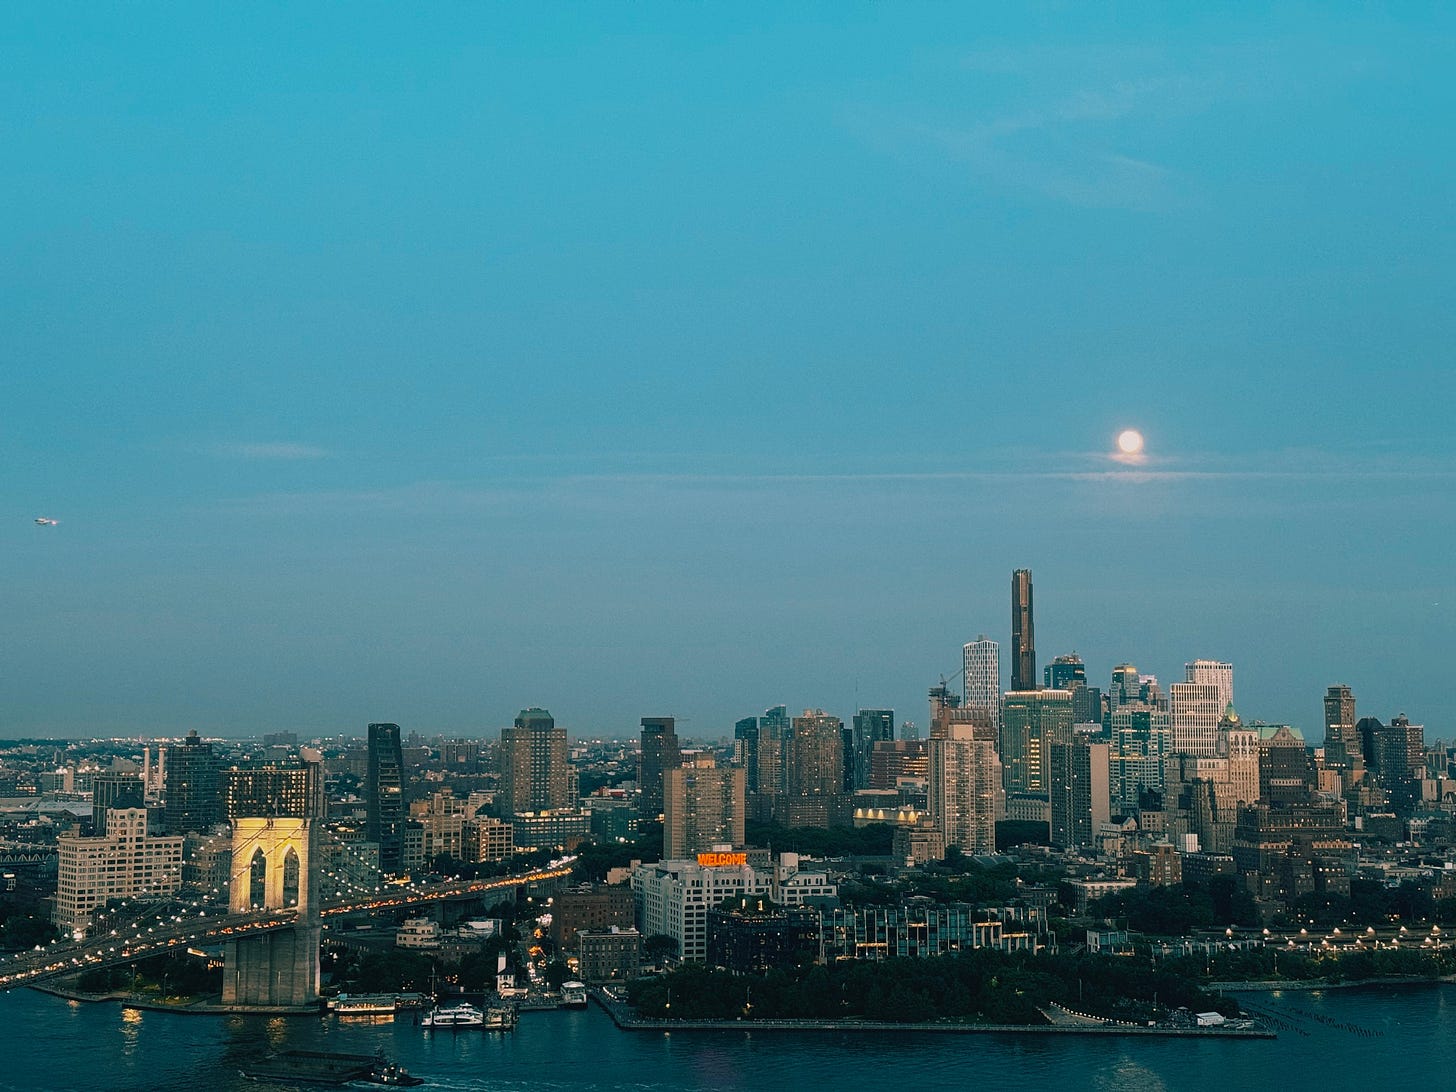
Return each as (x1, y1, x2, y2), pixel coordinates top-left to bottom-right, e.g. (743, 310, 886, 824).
(1116, 429, 1145, 455)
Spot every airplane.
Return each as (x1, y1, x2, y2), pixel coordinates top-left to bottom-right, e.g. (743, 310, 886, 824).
(34, 518, 59, 526)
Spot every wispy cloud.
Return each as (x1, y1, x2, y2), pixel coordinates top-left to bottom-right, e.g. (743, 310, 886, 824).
(217, 449, 1456, 520)
(219, 442, 333, 461)
(849, 40, 1319, 209)
(908, 78, 1195, 210)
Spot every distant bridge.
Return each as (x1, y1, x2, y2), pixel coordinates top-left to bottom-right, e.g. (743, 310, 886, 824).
(0, 865, 570, 992)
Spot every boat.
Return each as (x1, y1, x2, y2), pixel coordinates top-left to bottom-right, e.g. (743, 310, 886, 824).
(330, 992, 397, 1016)
(422, 1001, 485, 1029)
(482, 1004, 518, 1031)
(240, 1049, 422, 1087)
(360, 1055, 425, 1087)
(560, 980, 587, 1008)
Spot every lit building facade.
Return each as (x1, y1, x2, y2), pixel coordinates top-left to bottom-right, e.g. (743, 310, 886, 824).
(54, 809, 184, 935)
(632, 854, 836, 963)
(1185, 660, 1234, 713)
(962, 637, 1001, 731)
(1000, 689, 1073, 794)
(928, 722, 1003, 854)
(663, 757, 745, 859)
(498, 708, 571, 814)
(1170, 681, 1222, 758)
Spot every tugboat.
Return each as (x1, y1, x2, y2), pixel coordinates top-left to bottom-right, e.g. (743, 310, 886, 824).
(239, 1049, 422, 1086)
(362, 1051, 425, 1087)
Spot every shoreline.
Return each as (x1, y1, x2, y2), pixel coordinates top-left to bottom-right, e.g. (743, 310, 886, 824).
(29, 983, 322, 1016)
(588, 992, 1274, 1039)
(1213, 975, 1456, 992)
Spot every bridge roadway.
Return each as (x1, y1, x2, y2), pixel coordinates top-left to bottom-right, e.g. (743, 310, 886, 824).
(0, 866, 571, 991)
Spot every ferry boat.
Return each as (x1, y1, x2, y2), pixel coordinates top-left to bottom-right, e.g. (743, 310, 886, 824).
(329, 992, 397, 1016)
(560, 980, 588, 1008)
(422, 1001, 485, 1029)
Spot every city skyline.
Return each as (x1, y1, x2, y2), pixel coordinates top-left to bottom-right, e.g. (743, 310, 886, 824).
(5, 6, 1453, 738)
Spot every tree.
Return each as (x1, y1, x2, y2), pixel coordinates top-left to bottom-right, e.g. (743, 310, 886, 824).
(644, 934, 678, 964)
(544, 960, 571, 989)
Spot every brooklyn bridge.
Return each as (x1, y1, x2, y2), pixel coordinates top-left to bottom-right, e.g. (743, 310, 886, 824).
(0, 816, 571, 1007)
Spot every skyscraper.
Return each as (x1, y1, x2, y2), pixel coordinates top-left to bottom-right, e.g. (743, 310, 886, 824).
(929, 723, 1002, 854)
(663, 755, 746, 858)
(1323, 685, 1357, 751)
(638, 716, 681, 820)
(1010, 570, 1036, 692)
(1257, 725, 1316, 804)
(785, 710, 845, 798)
(498, 707, 571, 814)
(1044, 653, 1086, 691)
(1169, 680, 1222, 758)
(962, 636, 1001, 731)
(851, 709, 895, 791)
(749, 705, 790, 801)
(1049, 736, 1110, 850)
(1000, 689, 1074, 794)
(1109, 663, 1141, 710)
(366, 723, 405, 875)
(1109, 704, 1171, 813)
(163, 730, 221, 834)
(1373, 714, 1423, 812)
(1185, 660, 1234, 713)
(733, 716, 760, 793)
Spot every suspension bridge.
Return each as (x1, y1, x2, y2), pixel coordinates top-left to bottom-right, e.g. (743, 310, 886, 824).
(0, 816, 572, 1005)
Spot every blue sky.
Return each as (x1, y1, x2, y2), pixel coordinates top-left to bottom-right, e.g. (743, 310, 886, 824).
(4, 5, 1453, 740)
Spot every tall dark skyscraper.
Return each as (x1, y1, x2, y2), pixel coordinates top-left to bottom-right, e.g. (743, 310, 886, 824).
(1011, 569, 1036, 693)
(366, 723, 405, 876)
(1044, 652, 1085, 690)
(638, 716, 681, 820)
(1323, 684, 1357, 751)
(733, 716, 759, 794)
(851, 709, 896, 790)
(163, 730, 221, 834)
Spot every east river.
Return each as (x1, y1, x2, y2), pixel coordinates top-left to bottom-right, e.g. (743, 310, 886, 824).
(2, 983, 1453, 1092)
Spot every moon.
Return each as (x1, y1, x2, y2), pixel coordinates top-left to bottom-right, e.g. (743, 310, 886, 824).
(1116, 429, 1144, 456)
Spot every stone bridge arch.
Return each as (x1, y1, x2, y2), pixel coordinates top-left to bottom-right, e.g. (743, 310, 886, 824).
(222, 818, 320, 1008)
(229, 818, 317, 914)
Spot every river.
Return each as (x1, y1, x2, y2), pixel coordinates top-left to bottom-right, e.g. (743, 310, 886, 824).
(0, 983, 1450, 1092)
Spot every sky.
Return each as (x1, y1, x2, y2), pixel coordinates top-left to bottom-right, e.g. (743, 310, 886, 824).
(4, 4, 1454, 741)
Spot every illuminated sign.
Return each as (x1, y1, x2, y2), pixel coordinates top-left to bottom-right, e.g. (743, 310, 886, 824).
(697, 852, 747, 868)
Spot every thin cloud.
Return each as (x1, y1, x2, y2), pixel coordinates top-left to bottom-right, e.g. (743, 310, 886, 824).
(216, 449, 1456, 519)
(220, 442, 333, 461)
(856, 39, 1320, 210)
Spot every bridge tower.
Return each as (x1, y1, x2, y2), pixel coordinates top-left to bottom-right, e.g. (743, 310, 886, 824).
(221, 817, 321, 1008)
